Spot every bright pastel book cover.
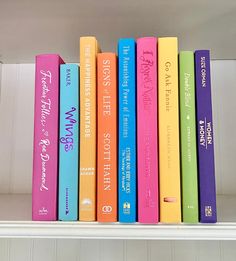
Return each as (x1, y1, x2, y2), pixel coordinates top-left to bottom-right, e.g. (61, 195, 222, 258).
(195, 50, 217, 223)
(97, 53, 117, 222)
(137, 37, 158, 223)
(32, 54, 64, 221)
(118, 38, 136, 223)
(79, 36, 99, 221)
(59, 64, 79, 221)
(158, 38, 181, 223)
(179, 51, 199, 223)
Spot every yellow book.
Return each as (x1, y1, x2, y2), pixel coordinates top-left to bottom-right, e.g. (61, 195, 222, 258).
(158, 37, 181, 223)
(79, 36, 99, 221)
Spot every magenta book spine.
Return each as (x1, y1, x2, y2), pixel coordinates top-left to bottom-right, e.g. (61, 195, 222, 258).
(32, 54, 64, 221)
(137, 37, 159, 223)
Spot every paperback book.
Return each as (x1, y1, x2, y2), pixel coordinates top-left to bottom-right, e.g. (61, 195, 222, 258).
(97, 53, 117, 222)
(32, 54, 64, 221)
(118, 38, 137, 223)
(179, 51, 199, 223)
(59, 64, 79, 221)
(195, 50, 217, 223)
(79, 36, 99, 221)
(158, 38, 181, 223)
(137, 37, 158, 223)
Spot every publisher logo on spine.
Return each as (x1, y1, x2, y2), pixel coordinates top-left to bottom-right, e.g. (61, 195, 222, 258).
(39, 207, 48, 216)
(102, 205, 112, 214)
(205, 206, 212, 217)
(123, 202, 131, 214)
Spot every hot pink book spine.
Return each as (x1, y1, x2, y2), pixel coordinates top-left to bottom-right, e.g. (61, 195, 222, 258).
(137, 37, 159, 223)
(32, 54, 64, 221)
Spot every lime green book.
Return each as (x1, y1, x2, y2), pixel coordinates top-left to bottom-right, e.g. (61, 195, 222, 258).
(179, 51, 199, 223)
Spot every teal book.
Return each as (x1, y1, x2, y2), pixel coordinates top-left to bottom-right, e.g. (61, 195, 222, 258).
(59, 64, 79, 221)
(179, 51, 199, 223)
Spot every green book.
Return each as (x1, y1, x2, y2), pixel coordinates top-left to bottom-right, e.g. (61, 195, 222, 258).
(179, 51, 199, 223)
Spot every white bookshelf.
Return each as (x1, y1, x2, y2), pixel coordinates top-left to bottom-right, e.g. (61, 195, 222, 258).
(0, 0, 236, 259)
(0, 194, 235, 240)
(0, 60, 236, 261)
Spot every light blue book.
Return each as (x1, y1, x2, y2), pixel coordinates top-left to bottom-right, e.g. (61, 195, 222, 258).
(118, 38, 137, 222)
(59, 64, 79, 221)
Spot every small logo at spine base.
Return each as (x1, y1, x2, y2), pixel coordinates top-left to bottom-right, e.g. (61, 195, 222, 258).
(39, 207, 48, 215)
(82, 198, 92, 206)
(102, 205, 112, 214)
(205, 206, 212, 217)
(123, 202, 130, 214)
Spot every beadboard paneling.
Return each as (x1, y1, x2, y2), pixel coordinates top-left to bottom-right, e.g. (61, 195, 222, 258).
(0, 64, 18, 193)
(10, 64, 34, 194)
(32, 239, 57, 261)
(0, 64, 34, 194)
(211, 60, 236, 195)
(99, 240, 124, 261)
(9, 239, 32, 261)
(79, 240, 100, 261)
(0, 239, 235, 261)
(56, 239, 80, 261)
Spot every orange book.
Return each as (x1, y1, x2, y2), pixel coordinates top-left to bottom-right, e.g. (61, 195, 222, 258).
(79, 37, 99, 221)
(97, 53, 117, 222)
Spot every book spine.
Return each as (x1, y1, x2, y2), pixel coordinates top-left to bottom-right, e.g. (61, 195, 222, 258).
(79, 37, 98, 221)
(32, 54, 64, 221)
(158, 38, 181, 223)
(137, 37, 158, 223)
(59, 64, 79, 221)
(118, 38, 137, 223)
(179, 51, 199, 223)
(195, 50, 217, 223)
(97, 53, 117, 222)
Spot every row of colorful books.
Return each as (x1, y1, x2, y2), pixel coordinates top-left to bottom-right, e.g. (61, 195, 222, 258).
(32, 36, 217, 224)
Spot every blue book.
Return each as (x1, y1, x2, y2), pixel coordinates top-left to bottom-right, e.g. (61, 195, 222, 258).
(118, 38, 137, 222)
(59, 64, 79, 221)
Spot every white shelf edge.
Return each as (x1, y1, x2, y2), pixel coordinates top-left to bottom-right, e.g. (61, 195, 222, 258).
(0, 222, 236, 240)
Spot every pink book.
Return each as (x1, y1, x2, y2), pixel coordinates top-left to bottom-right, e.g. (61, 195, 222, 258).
(32, 54, 64, 221)
(137, 37, 159, 223)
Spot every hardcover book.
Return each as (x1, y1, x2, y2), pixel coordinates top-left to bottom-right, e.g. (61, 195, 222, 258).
(97, 53, 117, 222)
(118, 38, 137, 223)
(158, 37, 181, 223)
(59, 64, 79, 221)
(195, 50, 217, 223)
(32, 54, 64, 221)
(137, 37, 158, 223)
(179, 51, 199, 223)
(79, 36, 99, 221)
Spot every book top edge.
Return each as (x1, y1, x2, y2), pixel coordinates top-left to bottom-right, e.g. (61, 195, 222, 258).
(137, 37, 157, 42)
(179, 51, 194, 54)
(158, 37, 178, 40)
(97, 52, 117, 57)
(118, 38, 136, 43)
(60, 63, 79, 68)
(80, 36, 97, 40)
(35, 54, 61, 58)
(195, 50, 210, 54)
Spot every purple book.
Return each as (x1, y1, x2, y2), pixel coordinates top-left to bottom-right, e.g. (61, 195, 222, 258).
(195, 50, 217, 223)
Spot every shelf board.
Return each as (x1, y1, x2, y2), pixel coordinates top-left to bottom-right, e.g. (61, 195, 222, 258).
(0, 194, 235, 239)
(1, 221, 236, 240)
